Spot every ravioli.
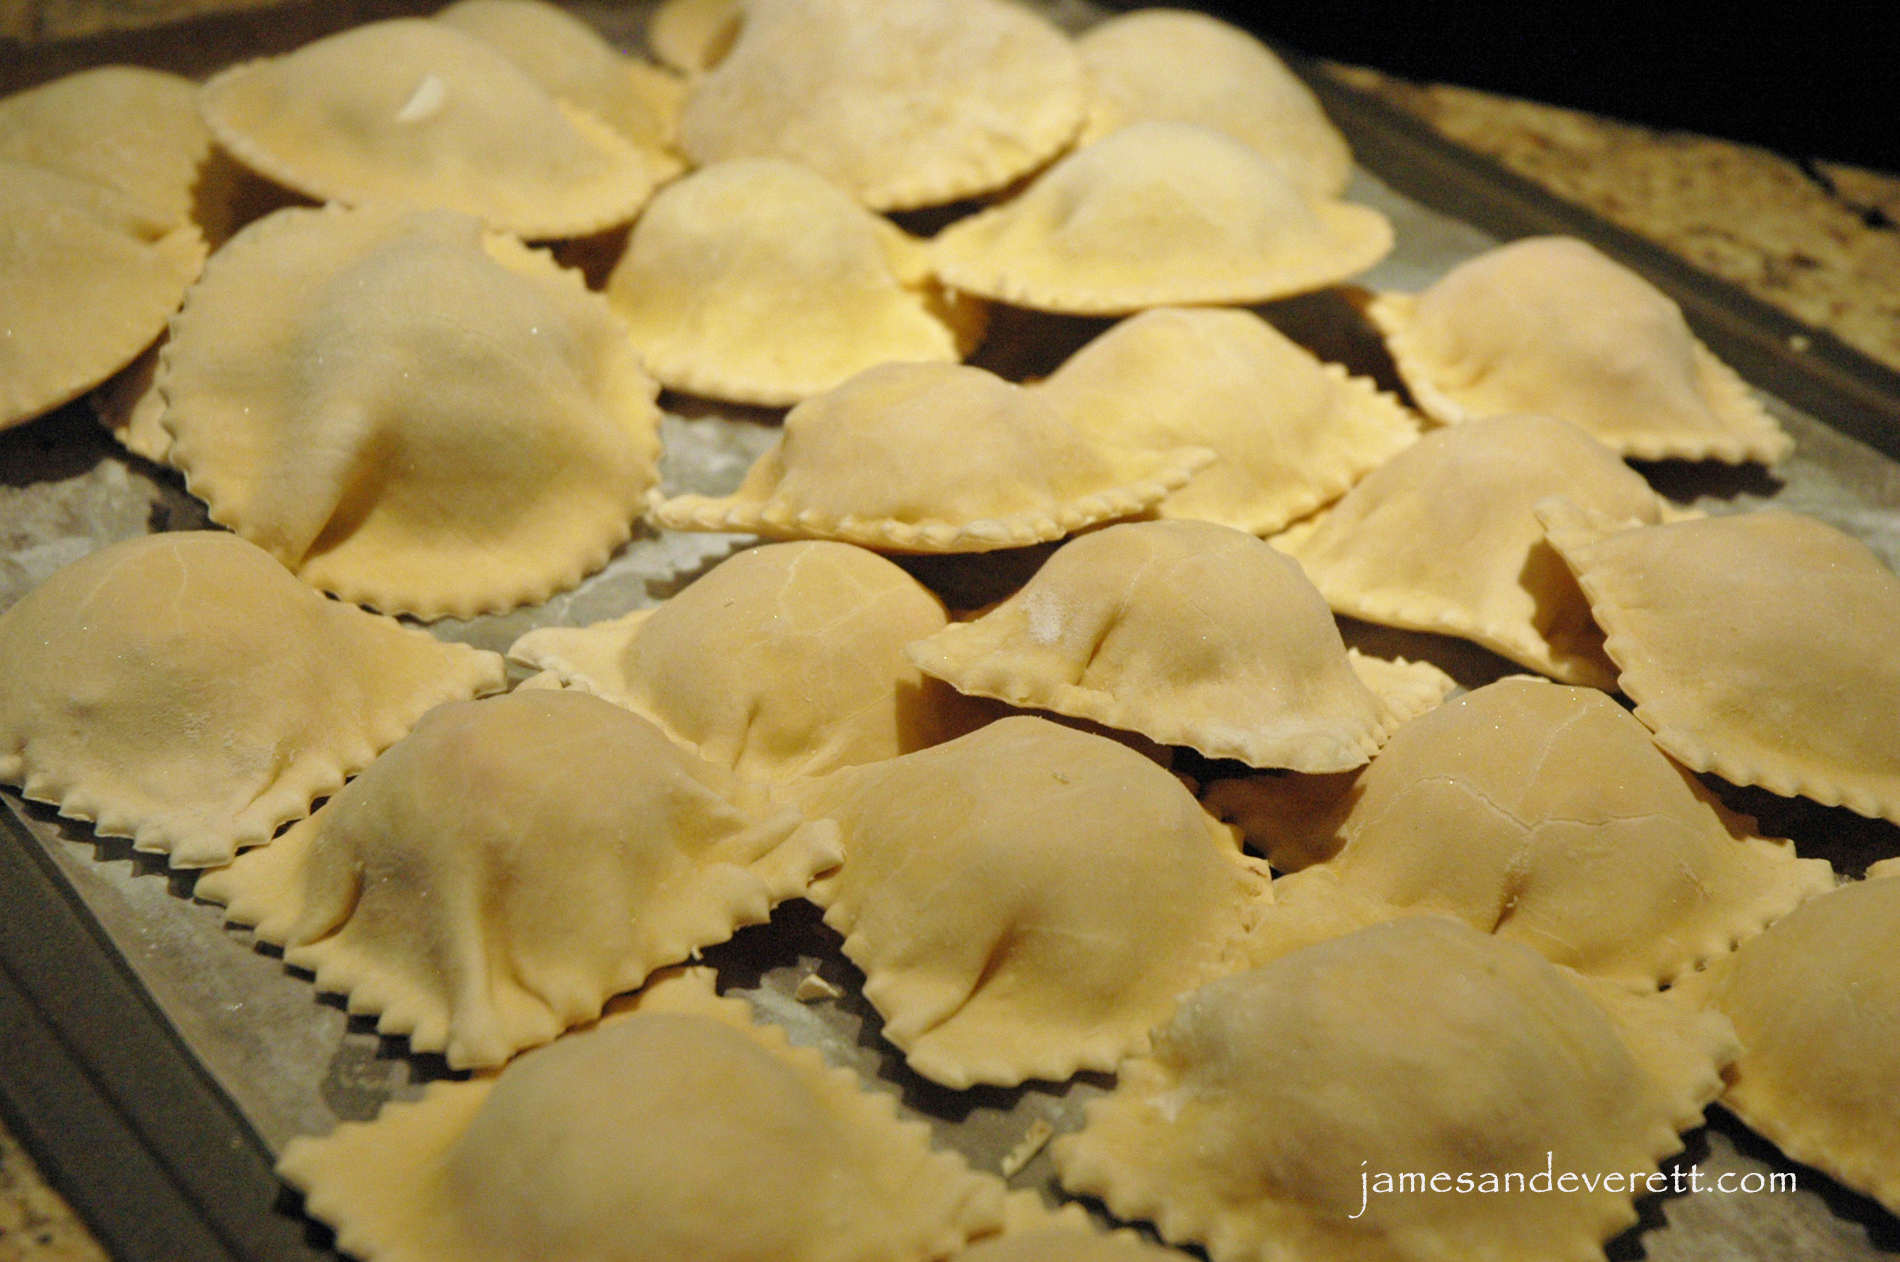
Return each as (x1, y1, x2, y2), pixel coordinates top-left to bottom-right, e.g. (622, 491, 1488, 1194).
(647, 0, 741, 72)
(0, 532, 504, 868)
(1219, 679, 1834, 988)
(676, 0, 1086, 210)
(197, 690, 842, 1069)
(1074, 8, 1352, 200)
(786, 716, 1272, 1088)
(1055, 916, 1734, 1262)
(1540, 501, 1900, 823)
(160, 203, 663, 619)
(603, 160, 977, 406)
(1, 162, 204, 432)
(1033, 307, 1417, 535)
(276, 969, 1006, 1262)
(930, 122, 1392, 315)
(649, 362, 1212, 552)
(1274, 414, 1673, 688)
(509, 541, 985, 780)
(1696, 874, 1900, 1215)
(907, 521, 1452, 772)
(201, 18, 666, 239)
(1369, 236, 1791, 464)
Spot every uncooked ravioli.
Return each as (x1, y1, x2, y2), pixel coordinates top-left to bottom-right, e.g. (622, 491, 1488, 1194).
(907, 521, 1452, 773)
(509, 542, 984, 780)
(1540, 501, 1900, 823)
(275, 969, 1006, 1262)
(930, 122, 1391, 315)
(1369, 236, 1790, 464)
(0, 532, 504, 868)
(1033, 307, 1417, 536)
(197, 690, 842, 1069)
(160, 203, 662, 619)
(786, 716, 1272, 1089)
(676, 0, 1086, 210)
(649, 362, 1212, 552)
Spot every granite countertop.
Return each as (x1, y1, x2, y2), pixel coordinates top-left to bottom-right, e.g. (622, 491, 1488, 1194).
(3, 60, 1898, 1262)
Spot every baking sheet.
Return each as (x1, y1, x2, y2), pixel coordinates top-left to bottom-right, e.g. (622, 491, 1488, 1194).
(2, 9, 1899, 1259)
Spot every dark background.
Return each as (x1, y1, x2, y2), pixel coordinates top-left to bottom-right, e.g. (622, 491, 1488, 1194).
(1207, 2, 1895, 173)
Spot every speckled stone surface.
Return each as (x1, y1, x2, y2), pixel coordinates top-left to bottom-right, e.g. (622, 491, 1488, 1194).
(0, 1125, 105, 1262)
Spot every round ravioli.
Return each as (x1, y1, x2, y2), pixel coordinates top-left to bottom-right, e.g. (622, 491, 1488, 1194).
(0, 532, 504, 868)
(676, 0, 1086, 210)
(1700, 874, 1900, 1215)
(197, 690, 842, 1069)
(1228, 679, 1834, 987)
(649, 362, 1212, 552)
(603, 160, 978, 406)
(1055, 916, 1733, 1262)
(1, 162, 204, 431)
(509, 542, 985, 780)
(1033, 307, 1417, 536)
(1274, 414, 1674, 688)
(789, 716, 1272, 1088)
(1074, 9, 1353, 199)
(930, 122, 1392, 315)
(201, 18, 666, 239)
(647, 0, 741, 71)
(160, 203, 662, 620)
(1369, 237, 1791, 464)
(1540, 502, 1900, 823)
(276, 970, 1006, 1262)
(907, 521, 1452, 773)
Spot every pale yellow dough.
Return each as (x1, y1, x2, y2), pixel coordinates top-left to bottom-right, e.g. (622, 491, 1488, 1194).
(1274, 413, 1673, 687)
(1695, 876, 1900, 1215)
(907, 521, 1453, 772)
(603, 160, 978, 406)
(1540, 501, 1900, 823)
(647, 0, 740, 71)
(787, 716, 1272, 1089)
(200, 18, 667, 239)
(930, 122, 1392, 315)
(649, 362, 1213, 552)
(276, 969, 1006, 1262)
(1074, 8, 1353, 200)
(1216, 679, 1834, 988)
(676, 0, 1086, 210)
(1055, 916, 1735, 1262)
(196, 691, 841, 1068)
(509, 541, 986, 780)
(160, 203, 663, 620)
(960, 1232, 1194, 1262)
(433, 0, 685, 160)
(1369, 236, 1791, 464)
(0, 532, 504, 868)
(1033, 307, 1418, 536)
(0, 162, 204, 431)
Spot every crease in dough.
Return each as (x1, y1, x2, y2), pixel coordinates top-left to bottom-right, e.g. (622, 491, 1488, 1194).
(1032, 306, 1418, 537)
(603, 160, 981, 407)
(906, 520, 1453, 773)
(509, 541, 987, 781)
(1054, 915, 1735, 1262)
(1539, 499, 1900, 824)
(675, 0, 1086, 210)
(929, 121, 1392, 315)
(785, 715, 1273, 1089)
(1369, 236, 1791, 464)
(1688, 875, 1900, 1215)
(1273, 413, 1676, 688)
(1074, 8, 1353, 200)
(276, 968, 1007, 1262)
(0, 532, 505, 868)
(159, 203, 663, 620)
(649, 361, 1213, 553)
(200, 17, 668, 239)
(1210, 678, 1835, 989)
(197, 690, 841, 1069)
